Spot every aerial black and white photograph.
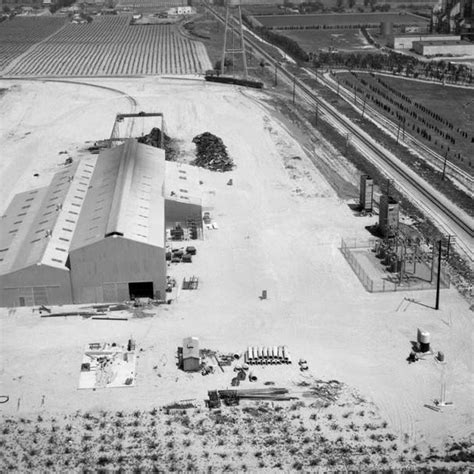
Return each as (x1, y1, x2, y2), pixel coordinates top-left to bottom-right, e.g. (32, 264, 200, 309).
(0, 0, 473, 470)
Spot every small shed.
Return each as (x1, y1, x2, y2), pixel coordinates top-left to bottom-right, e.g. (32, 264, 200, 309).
(183, 337, 200, 372)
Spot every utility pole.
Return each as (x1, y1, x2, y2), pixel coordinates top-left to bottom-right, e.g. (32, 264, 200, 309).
(435, 239, 442, 310)
(345, 133, 351, 153)
(274, 63, 278, 87)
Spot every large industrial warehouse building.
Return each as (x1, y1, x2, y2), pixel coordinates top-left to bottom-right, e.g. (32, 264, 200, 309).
(0, 139, 202, 307)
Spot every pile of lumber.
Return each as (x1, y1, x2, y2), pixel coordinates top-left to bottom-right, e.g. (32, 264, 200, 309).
(192, 132, 234, 172)
(217, 387, 292, 401)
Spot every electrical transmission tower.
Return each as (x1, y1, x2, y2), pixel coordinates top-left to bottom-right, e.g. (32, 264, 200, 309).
(221, 0, 248, 79)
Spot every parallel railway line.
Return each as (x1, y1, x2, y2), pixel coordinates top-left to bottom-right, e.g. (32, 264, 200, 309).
(206, 3, 473, 261)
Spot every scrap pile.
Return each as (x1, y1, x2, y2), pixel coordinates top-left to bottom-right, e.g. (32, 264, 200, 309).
(298, 378, 343, 403)
(245, 346, 291, 364)
(137, 128, 177, 161)
(192, 132, 234, 172)
(166, 246, 196, 263)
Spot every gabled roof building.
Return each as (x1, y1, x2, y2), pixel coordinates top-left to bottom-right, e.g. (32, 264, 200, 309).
(0, 139, 201, 307)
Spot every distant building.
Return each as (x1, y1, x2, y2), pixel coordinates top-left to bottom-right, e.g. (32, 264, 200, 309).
(432, 0, 474, 35)
(182, 337, 200, 372)
(167, 5, 193, 14)
(389, 34, 461, 50)
(413, 39, 474, 55)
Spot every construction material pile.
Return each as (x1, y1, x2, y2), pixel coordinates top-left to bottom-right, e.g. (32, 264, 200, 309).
(245, 345, 291, 364)
(298, 378, 343, 403)
(192, 132, 234, 172)
(137, 128, 177, 161)
(207, 388, 294, 407)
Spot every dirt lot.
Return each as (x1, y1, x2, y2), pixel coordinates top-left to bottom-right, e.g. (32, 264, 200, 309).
(0, 78, 473, 470)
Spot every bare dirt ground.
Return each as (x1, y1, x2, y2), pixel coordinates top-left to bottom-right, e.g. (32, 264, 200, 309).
(0, 77, 472, 470)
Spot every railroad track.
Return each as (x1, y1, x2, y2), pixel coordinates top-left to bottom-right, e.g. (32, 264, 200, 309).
(205, 3, 473, 260)
(314, 70, 473, 193)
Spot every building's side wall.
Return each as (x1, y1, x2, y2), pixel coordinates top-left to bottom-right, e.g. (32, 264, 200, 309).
(416, 43, 474, 55)
(0, 265, 72, 307)
(183, 357, 200, 372)
(391, 34, 461, 49)
(69, 237, 166, 304)
(165, 199, 202, 229)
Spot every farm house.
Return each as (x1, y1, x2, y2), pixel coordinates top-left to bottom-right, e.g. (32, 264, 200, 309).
(0, 138, 202, 307)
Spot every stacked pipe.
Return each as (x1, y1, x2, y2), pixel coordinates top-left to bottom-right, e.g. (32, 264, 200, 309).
(244, 346, 291, 365)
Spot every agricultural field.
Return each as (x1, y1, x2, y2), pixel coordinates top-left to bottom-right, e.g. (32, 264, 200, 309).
(336, 71, 474, 171)
(0, 17, 66, 71)
(2, 16, 212, 76)
(281, 28, 377, 53)
(255, 12, 428, 29)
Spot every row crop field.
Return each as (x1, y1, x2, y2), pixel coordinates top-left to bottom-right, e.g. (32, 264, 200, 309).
(336, 71, 474, 171)
(0, 17, 66, 71)
(2, 16, 212, 76)
(255, 12, 428, 29)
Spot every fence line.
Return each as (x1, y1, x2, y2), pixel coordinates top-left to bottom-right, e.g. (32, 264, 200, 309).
(340, 238, 450, 293)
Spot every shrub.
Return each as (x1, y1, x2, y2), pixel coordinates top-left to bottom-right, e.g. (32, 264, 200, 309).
(97, 455, 111, 466)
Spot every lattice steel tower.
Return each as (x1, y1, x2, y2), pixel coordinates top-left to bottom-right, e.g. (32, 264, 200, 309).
(221, 0, 248, 79)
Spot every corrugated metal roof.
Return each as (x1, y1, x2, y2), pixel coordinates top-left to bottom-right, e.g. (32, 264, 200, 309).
(165, 161, 202, 207)
(0, 158, 96, 275)
(70, 139, 165, 251)
(183, 337, 200, 359)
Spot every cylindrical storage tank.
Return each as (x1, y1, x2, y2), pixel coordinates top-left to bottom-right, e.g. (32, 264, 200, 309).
(258, 346, 264, 362)
(380, 21, 393, 37)
(417, 329, 431, 344)
(277, 346, 283, 360)
(246, 347, 253, 364)
(272, 346, 279, 363)
(265, 347, 271, 363)
(437, 351, 445, 362)
(250, 346, 256, 364)
(417, 329, 431, 352)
